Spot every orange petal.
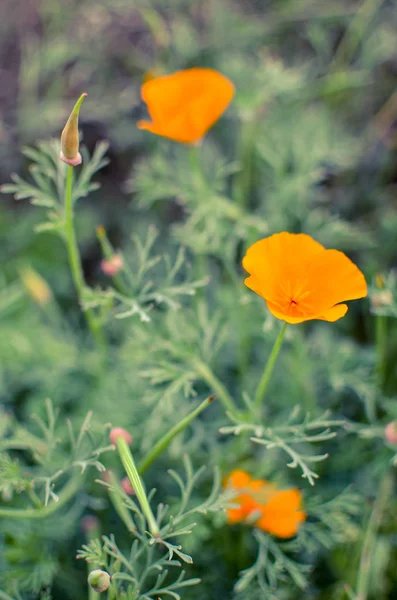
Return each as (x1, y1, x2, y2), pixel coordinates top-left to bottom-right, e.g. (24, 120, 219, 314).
(264, 299, 313, 324)
(224, 469, 251, 489)
(257, 509, 306, 538)
(243, 233, 367, 323)
(255, 489, 306, 538)
(304, 249, 367, 314)
(318, 303, 348, 322)
(242, 232, 325, 307)
(138, 68, 234, 143)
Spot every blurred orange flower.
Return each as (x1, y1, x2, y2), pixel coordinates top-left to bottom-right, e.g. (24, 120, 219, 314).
(137, 67, 235, 144)
(224, 469, 305, 538)
(243, 232, 367, 324)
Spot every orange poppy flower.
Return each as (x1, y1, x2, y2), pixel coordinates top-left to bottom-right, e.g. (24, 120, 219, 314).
(243, 232, 367, 324)
(137, 68, 235, 144)
(224, 469, 305, 538)
(256, 488, 306, 538)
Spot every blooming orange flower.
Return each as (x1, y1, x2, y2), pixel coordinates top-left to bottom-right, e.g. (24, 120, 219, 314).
(224, 469, 305, 538)
(243, 232, 367, 324)
(137, 68, 235, 144)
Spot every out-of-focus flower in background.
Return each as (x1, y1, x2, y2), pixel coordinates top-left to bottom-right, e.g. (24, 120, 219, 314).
(137, 67, 234, 144)
(224, 469, 306, 538)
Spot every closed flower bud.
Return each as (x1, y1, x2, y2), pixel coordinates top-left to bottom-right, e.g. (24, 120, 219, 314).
(121, 476, 135, 495)
(109, 427, 133, 446)
(101, 254, 124, 276)
(385, 422, 397, 444)
(60, 93, 87, 166)
(88, 570, 111, 593)
(80, 515, 100, 534)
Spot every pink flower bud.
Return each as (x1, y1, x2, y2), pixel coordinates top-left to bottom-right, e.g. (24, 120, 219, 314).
(385, 421, 397, 444)
(109, 427, 132, 446)
(81, 515, 100, 534)
(121, 477, 135, 495)
(101, 254, 124, 276)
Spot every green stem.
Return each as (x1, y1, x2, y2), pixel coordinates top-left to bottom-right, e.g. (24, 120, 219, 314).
(187, 145, 209, 284)
(27, 487, 42, 508)
(376, 315, 387, 389)
(138, 395, 215, 474)
(0, 476, 81, 519)
(85, 519, 101, 600)
(254, 323, 287, 409)
(64, 165, 104, 345)
(107, 471, 137, 534)
(332, 0, 385, 69)
(232, 116, 256, 209)
(356, 472, 393, 600)
(96, 227, 132, 296)
(115, 438, 159, 537)
(192, 358, 238, 415)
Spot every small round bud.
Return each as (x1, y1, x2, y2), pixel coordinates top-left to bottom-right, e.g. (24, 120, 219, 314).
(121, 477, 135, 495)
(88, 570, 110, 593)
(109, 427, 132, 446)
(101, 254, 124, 277)
(385, 422, 397, 444)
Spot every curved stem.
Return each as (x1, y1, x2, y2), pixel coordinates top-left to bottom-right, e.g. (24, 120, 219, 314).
(0, 476, 81, 519)
(376, 315, 387, 389)
(138, 395, 215, 474)
(107, 471, 137, 534)
(232, 116, 256, 209)
(356, 472, 393, 599)
(254, 323, 287, 409)
(115, 438, 159, 537)
(64, 165, 104, 345)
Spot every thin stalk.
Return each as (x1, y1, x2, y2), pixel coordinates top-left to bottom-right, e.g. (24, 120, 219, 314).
(64, 165, 104, 345)
(254, 323, 287, 409)
(332, 0, 385, 69)
(192, 358, 238, 415)
(96, 227, 132, 296)
(376, 315, 387, 389)
(188, 145, 209, 284)
(0, 476, 81, 519)
(232, 116, 257, 209)
(27, 487, 42, 508)
(356, 472, 393, 599)
(115, 437, 159, 537)
(107, 471, 137, 534)
(85, 519, 101, 600)
(138, 395, 215, 474)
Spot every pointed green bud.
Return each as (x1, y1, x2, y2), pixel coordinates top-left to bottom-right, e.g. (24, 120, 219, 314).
(88, 569, 111, 593)
(60, 93, 87, 166)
